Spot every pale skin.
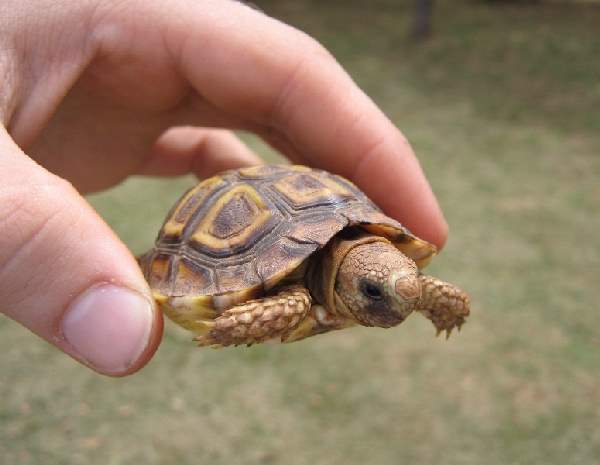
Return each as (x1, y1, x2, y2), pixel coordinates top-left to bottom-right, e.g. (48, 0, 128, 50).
(0, 0, 448, 376)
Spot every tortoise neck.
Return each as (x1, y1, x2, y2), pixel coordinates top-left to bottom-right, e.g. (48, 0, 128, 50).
(307, 232, 392, 318)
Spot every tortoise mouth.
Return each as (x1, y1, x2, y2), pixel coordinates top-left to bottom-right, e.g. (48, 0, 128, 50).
(356, 302, 407, 328)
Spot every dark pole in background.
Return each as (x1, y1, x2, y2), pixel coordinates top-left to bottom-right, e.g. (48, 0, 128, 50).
(411, 0, 435, 40)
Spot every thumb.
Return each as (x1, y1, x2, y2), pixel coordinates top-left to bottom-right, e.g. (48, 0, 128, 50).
(0, 128, 162, 376)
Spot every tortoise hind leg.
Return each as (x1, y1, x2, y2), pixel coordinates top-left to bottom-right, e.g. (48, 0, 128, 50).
(195, 286, 312, 348)
(416, 275, 470, 338)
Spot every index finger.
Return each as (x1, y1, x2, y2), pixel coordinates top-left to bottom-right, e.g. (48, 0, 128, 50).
(164, 0, 448, 248)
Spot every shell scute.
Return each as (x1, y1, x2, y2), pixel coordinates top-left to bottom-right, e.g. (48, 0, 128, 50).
(172, 257, 216, 296)
(160, 175, 225, 241)
(215, 261, 260, 295)
(254, 237, 317, 290)
(144, 252, 172, 294)
(189, 184, 279, 257)
(272, 171, 354, 210)
(286, 214, 347, 246)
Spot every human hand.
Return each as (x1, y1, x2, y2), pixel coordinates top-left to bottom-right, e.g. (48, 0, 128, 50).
(0, 0, 447, 376)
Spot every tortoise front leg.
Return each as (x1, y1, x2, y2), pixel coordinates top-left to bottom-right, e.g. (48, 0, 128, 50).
(282, 304, 355, 343)
(195, 286, 312, 348)
(416, 275, 470, 338)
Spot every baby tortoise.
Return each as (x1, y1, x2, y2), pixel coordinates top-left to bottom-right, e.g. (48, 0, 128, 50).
(139, 165, 470, 347)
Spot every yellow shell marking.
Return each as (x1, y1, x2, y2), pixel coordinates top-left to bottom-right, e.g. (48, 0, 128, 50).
(273, 172, 352, 206)
(288, 165, 313, 172)
(162, 176, 223, 237)
(191, 184, 272, 251)
(239, 165, 269, 177)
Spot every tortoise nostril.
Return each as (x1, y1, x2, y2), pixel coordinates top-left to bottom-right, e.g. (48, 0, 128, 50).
(395, 277, 421, 301)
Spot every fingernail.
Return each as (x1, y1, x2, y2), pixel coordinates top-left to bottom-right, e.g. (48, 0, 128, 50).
(61, 284, 154, 375)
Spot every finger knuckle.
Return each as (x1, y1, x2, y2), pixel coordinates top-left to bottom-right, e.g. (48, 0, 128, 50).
(0, 176, 77, 274)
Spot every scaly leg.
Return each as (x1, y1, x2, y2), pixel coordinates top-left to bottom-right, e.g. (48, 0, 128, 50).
(282, 303, 355, 343)
(417, 275, 470, 338)
(195, 286, 312, 347)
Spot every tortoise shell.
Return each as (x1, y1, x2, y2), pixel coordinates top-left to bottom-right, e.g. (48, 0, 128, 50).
(142, 165, 436, 328)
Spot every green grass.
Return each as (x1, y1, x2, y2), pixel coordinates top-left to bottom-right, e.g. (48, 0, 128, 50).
(2, 1, 600, 464)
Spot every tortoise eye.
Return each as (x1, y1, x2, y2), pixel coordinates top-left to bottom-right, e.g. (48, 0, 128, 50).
(361, 281, 383, 300)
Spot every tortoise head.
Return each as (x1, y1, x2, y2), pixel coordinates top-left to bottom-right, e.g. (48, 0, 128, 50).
(334, 240, 421, 327)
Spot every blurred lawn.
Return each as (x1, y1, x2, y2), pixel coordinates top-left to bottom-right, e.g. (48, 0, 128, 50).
(2, 1, 600, 464)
